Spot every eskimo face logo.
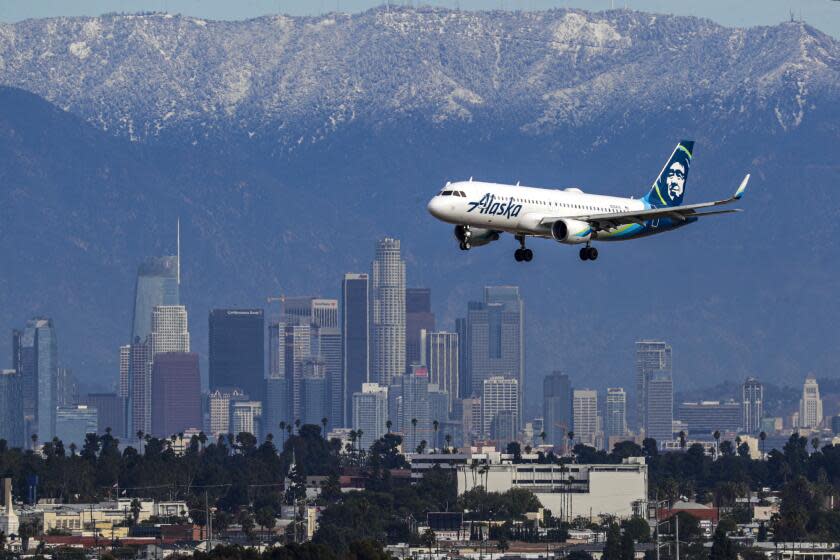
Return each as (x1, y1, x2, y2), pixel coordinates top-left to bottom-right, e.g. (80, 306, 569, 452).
(666, 162, 686, 200)
(467, 193, 523, 219)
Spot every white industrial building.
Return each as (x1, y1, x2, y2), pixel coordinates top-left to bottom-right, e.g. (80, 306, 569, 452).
(457, 455, 647, 520)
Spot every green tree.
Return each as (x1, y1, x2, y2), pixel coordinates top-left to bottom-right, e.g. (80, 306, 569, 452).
(621, 516, 650, 542)
(422, 527, 436, 559)
(620, 529, 636, 560)
(709, 527, 736, 560)
(602, 523, 622, 560)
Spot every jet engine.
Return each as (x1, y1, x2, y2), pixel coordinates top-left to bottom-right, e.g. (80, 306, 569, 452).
(454, 225, 500, 248)
(551, 219, 592, 244)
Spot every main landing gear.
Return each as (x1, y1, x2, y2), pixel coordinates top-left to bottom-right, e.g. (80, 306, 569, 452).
(514, 235, 533, 262)
(579, 246, 599, 261)
(459, 241, 471, 251)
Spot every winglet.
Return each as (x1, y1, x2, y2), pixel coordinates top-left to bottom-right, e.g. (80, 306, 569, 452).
(733, 174, 750, 200)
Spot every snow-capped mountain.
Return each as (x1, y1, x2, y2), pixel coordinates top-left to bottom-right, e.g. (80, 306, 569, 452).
(0, 8, 839, 401)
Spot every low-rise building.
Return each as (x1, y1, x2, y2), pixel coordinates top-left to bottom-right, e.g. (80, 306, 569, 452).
(456, 455, 647, 520)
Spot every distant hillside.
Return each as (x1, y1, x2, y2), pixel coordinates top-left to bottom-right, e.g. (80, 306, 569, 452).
(0, 8, 839, 410)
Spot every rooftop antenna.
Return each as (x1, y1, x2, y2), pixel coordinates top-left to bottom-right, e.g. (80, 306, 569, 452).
(176, 218, 181, 285)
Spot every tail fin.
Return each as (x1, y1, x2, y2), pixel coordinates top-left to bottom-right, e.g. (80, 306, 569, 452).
(643, 140, 694, 208)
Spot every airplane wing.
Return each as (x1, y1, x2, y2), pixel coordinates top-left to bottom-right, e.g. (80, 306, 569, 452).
(540, 174, 750, 229)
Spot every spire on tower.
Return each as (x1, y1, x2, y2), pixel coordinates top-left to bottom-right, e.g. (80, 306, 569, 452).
(176, 218, 181, 285)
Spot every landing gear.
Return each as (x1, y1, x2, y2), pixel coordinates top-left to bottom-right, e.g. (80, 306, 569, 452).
(514, 248, 533, 262)
(514, 235, 533, 263)
(459, 241, 471, 251)
(579, 246, 599, 261)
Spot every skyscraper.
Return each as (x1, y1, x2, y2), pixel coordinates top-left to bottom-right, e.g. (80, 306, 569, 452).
(605, 388, 627, 440)
(55, 405, 97, 448)
(455, 318, 470, 399)
(284, 324, 311, 422)
(342, 273, 369, 427)
(15, 318, 58, 442)
(55, 368, 78, 407)
(371, 238, 406, 387)
(573, 389, 598, 447)
(208, 388, 247, 439)
(406, 288, 435, 369)
(352, 383, 389, 451)
(481, 376, 519, 439)
(543, 372, 573, 448)
(151, 352, 202, 437)
(635, 340, 672, 430)
(119, 345, 131, 399)
(742, 377, 763, 434)
(208, 309, 265, 401)
(149, 306, 190, 355)
(265, 322, 288, 436)
(0, 370, 24, 449)
(645, 371, 673, 444)
(301, 359, 328, 426)
(285, 298, 343, 429)
(396, 366, 432, 451)
(231, 400, 263, 439)
(799, 376, 823, 429)
(84, 393, 125, 437)
(128, 339, 152, 436)
(468, 287, 524, 424)
(131, 255, 179, 343)
(421, 330, 459, 413)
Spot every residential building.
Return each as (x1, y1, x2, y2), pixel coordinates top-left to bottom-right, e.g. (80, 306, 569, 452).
(352, 383, 389, 451)
(406, 288, 435, 369)
(573, 389, 598, 447)
(151, 352, 202, 437)
(742, 377, 763, 434)
(371, 238, 406, 387)
(544, 372, 573, 449)
(0, 370, 24, 448)
(421, 330, 459, 413)
(799, 376, 823, 429)
(636, 340, 672, 431)
(342, 273, 370, 427)
(605, 388, 627, 440)
(482, 376, 519, 439)
(209, 309, 264, 401)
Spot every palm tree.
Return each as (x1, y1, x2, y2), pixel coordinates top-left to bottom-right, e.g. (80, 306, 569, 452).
(321, 417, 329, 439)
(349, 430, 358, 462)
(713, 430, 721, 458)
(539, 431, 547, 446)
(30, 433, 38, 450)
(679, 430, 687, 450)
(198, 431, 207, 451)
(411, 418, 418, 448)
(386, 420, 393, 434)
(444, 434, 453, 453)
(356, 430, 364, 460)
(759, 431, 767, 457)
(294, 418, 301, 433)
(432, 420, 440, 452)
(567, 431, 575, 455)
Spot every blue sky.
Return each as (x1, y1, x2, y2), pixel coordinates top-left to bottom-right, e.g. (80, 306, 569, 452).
(0, 0, 838, 37)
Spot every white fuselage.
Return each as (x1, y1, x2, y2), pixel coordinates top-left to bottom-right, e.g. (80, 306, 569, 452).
(427, 180, 646, 239)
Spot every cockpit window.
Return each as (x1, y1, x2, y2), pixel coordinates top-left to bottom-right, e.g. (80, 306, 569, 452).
(441, 191, 453, 196)
(459, 191, 466, 197)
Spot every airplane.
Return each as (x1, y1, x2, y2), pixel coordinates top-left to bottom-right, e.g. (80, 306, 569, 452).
(426, 140, 749, 262)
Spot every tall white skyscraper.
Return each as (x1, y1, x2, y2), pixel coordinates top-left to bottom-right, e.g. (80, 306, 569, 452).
(481, 376, 519, 438)
(635, 340, 672, 430)
(352, 383, 389, 450)
(573, 389, 598, 446)
(605, 387, 627, 439)
(799, 376, 823, 429)
(371, 238, 406, 387)
(149, 305, 190, 355)
(421, 330, 459, 413)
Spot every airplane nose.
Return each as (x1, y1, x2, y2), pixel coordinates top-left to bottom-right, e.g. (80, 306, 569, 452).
(427, 196, 445, 218)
